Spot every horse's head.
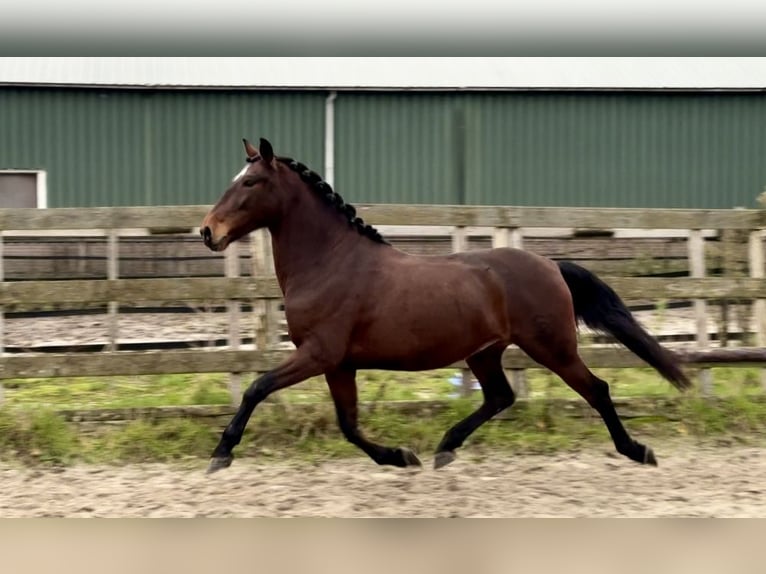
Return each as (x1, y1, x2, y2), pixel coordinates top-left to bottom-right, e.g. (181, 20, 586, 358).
(201, 137, 283, 252)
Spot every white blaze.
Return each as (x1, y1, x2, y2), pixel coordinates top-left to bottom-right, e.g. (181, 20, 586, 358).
(232, 164, 249, 182)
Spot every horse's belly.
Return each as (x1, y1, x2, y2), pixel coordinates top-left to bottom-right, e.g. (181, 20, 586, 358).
(344, 255, 510, 370)
(346, 308, 505, 371)
(349, 339, 503, 371)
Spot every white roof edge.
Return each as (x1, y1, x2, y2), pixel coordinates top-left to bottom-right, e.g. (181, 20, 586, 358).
(2, 58, 766, 90)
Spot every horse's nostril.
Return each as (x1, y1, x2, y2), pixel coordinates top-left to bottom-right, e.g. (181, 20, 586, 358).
(202, 226, 212, 243)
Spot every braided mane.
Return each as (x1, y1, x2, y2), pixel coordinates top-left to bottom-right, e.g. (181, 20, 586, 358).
(274, 156, 389, 245)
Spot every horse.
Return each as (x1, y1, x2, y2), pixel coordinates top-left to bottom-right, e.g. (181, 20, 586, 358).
(200, 137, 690, 474)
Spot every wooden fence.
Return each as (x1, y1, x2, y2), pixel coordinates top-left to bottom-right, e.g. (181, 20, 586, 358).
(1, 204, 766, 406)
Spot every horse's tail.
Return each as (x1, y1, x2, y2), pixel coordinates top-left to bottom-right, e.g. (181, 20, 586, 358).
(557, 261, 691, 391)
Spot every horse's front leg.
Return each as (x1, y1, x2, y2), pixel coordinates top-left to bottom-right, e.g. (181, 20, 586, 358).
(326, 367, 422, 468)
(207, 345, 326, 473)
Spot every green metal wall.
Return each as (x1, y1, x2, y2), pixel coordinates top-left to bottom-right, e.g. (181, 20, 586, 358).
(2, 87, 766, 208)
(333, 91, 766, 208)
(464, 92, 766, 208)
(334, 94, 461, 204)
(0, 88, 325, 207)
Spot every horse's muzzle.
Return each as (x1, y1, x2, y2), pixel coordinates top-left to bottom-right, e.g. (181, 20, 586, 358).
(200, 226, 228, 251)
(200, 226, 214, 249)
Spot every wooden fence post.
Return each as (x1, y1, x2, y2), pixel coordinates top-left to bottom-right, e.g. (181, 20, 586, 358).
(251, 230, 283, 403)
(251, 230, 268, 353)
(264, 235, 281, 351)
(720, 216, 749, 349)
(748, 229, 766, 390)
(689, 229, 713, 394)
(251, 230, 280, 352)
(717, 228, 732, 348)
(225, 243, 242, 405)
(107, 230, 119, 352)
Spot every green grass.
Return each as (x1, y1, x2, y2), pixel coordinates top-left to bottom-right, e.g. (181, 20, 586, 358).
(2, 373, 234, 409)
(523, 366, 766, 400)
(0, 369, 460, 410)
(0, 391, 764, 467)
(0, 367, 764, 467)
(87, 418, 219, 464)
(3, 366, 762, 411)
(0, 407, 79, 465)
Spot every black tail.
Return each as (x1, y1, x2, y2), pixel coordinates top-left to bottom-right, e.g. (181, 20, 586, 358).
(557, 261, 691, 391)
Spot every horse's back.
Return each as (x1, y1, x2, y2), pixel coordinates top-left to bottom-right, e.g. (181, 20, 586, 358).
(452, 247, 563, 289)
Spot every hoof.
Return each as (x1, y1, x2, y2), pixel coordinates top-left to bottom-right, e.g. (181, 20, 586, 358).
(433, 450, 456, 470)
(398, 447, 423, 468)
(206, 455, 234, 474)
(643, 447, 658, 467)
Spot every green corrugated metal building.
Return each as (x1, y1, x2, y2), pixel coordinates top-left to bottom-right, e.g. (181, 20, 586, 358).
(335, 91, 766, 208)
(2, 58, 766, 209)
(0, 88, 326, 207)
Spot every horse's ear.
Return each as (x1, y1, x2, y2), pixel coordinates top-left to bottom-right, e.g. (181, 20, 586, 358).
(243, 138, 258, 159)
(259, 138, 275, 166)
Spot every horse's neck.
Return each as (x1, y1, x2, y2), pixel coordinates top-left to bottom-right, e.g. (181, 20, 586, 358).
(268, 199, 365, 291)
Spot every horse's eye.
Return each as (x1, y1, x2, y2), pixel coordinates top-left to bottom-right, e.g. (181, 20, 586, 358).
(242, 178, 258, 188)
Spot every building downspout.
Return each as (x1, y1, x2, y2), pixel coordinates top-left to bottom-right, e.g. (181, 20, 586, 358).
(324, 90, 337, 187)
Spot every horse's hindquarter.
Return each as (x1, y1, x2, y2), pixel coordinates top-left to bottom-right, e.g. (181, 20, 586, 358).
(347, 252, 510, 370)
(457, 248, 578, 345)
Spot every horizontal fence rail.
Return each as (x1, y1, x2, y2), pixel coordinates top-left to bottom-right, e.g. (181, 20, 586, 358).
(1, 277, 766, 308)
(0, 277, 282, 307)
(2, 347, 766, 380)
(0, 203, 765, 410)
(0, 204, 764, 231)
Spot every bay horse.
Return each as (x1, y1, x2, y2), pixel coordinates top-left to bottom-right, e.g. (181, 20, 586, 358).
(201, 137, 690, 474)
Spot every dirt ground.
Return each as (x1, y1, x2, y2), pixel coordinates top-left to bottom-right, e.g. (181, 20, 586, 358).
(3, 305, 743, 351)
(0, 442, 764, 517)
(2, 306, 762, 518)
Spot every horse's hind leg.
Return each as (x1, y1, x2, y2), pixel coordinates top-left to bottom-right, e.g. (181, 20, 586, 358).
(325, 368, 422, 468)
(433, 344, 516, 469)
(525, 346, 657, 466)
(566, 361, 656, 465)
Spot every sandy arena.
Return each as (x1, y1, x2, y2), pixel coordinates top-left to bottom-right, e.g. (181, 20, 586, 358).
(2, 298, 762, 518)
(0, 443, 764, 517)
